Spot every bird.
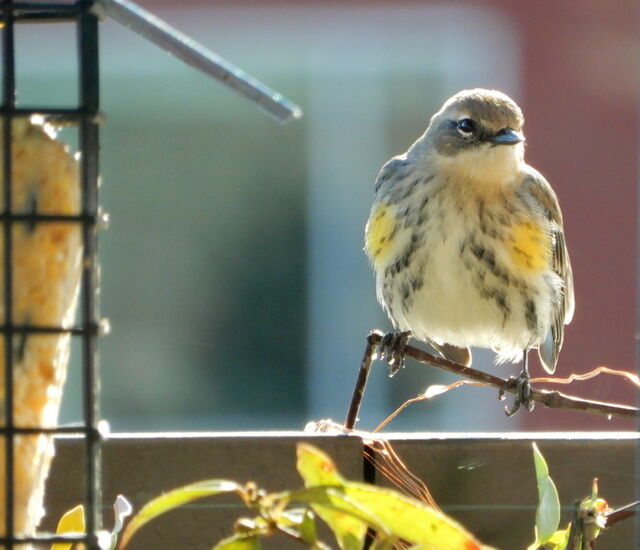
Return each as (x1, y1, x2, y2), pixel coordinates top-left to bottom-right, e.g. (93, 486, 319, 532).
(364, 88, 574, 414)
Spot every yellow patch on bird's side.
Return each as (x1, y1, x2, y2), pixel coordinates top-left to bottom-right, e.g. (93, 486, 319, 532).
(508, 221, 550, 272)
(365, 204, 398, 266)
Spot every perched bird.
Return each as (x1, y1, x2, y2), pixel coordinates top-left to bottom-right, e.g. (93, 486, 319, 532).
(364, 89, 574, 414)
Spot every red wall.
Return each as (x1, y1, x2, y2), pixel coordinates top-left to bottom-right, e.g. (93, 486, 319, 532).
(498, 0, 638, 430)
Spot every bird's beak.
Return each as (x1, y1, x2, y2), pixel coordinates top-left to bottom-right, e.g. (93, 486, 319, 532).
(487, 129, 524, 146)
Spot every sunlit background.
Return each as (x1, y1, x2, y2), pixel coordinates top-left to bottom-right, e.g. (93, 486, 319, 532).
(17, 0, 637, 432)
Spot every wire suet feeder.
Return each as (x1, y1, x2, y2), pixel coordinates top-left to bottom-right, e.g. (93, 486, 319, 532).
(0, 1, 300, 547)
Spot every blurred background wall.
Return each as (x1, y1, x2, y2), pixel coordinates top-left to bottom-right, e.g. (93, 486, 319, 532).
(17, 0, 637, 432)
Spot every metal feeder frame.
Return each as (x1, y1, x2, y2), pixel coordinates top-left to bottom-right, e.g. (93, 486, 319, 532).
(0, 1, 101, 548)
(0, 0, 300, 547)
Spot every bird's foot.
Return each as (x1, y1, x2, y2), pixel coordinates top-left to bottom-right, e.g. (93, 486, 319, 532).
(499, 370, 535, 416)
(375, 331, 411, 377)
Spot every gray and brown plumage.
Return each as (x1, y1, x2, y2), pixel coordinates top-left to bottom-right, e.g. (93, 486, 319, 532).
(365, 89, 574, 391)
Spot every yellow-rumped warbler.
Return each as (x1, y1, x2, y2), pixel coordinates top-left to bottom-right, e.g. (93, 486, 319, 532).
(364, 89, 574, 413)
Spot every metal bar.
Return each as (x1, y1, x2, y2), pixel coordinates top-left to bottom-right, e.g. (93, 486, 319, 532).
(77, 3, 102, 548)
(0, 3, 80, 21)
(0, 323, 102, 336)
(0, 212, 101, 224)
(94, 0, 302, 123)
(1, 1, 81, 10)
(0, 425, 98, 435)
(0, 107, 101, 121)
(1, 1, 16, 545)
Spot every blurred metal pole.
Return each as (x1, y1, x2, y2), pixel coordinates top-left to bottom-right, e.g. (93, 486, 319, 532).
(95, 0, 302, 123)
(78, 4, 103, 548)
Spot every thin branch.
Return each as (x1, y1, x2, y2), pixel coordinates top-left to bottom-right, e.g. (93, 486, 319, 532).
(373, 395, 427, 433)
(365, 330, 638, 420)
(566, 501, 583, 550)
(344, 336, 376, 430)
(532, 366, 640, 387)
(605, 500, 639, 528)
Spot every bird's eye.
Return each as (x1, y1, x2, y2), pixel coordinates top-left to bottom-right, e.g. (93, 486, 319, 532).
(457, 118, 477, 136)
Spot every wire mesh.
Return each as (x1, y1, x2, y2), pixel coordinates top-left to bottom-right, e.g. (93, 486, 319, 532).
(0, 0, 102, 548)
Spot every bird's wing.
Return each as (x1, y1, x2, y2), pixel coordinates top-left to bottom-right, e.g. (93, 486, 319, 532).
(365, 155, 413, 264)
(374, 155, 410, 193)
(522, 168, 574, 373)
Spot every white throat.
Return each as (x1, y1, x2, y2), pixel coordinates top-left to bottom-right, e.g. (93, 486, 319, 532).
(435, 143, 524, 186)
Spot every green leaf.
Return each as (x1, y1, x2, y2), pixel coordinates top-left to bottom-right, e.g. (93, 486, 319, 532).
(314, 503, 369, 550)
(213, 533, 261, 550)
(297, 443, 345, 486)
(526, 525, 571, 550)
(281, 508, 318, 545)
(369, 535, 399, 550)
(288, 486, 390, 534)
(285, 485, 384, 549)
(53, 496, 132, 550)
(288, 483, 485, 549)
(294, 444, 486, 550)
(234, 516, 270, 535)
(296, 445, 367, 550)
(532, 443, 561, 545)
(119, 479, 242, 549)
(339, 482, 485, 549)
(298, 509, 317, 544)
(545, 526, 570, 549)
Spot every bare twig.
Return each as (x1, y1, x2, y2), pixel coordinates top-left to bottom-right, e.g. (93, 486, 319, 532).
(344, 336, 376, 430)
(345, 330, 638, 431)
(566, 501, 583, 550)
(532, 366, 640, 387)
(605, 500, 639, 528)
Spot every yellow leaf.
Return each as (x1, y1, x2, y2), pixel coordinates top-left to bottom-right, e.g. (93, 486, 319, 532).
(52, 505, 85, 550)
(340, 482, 486, 550)
(279, 508, 317, 545)
(119, 480, 242, 549)
(213, 533, 261, 550)
(295, 445, 488, 550)
(296, 445, 367, 550)
(297, 444, 345, 486)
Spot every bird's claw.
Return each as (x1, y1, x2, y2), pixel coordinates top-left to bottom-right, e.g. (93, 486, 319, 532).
(375, 331, 411, 377)
(499, 371, 535, 416)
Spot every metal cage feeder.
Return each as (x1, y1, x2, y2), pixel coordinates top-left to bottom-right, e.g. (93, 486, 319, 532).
(0, 1, 300, 548)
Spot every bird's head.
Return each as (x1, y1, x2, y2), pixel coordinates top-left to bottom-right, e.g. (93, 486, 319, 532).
(424, 89, 526, 184)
